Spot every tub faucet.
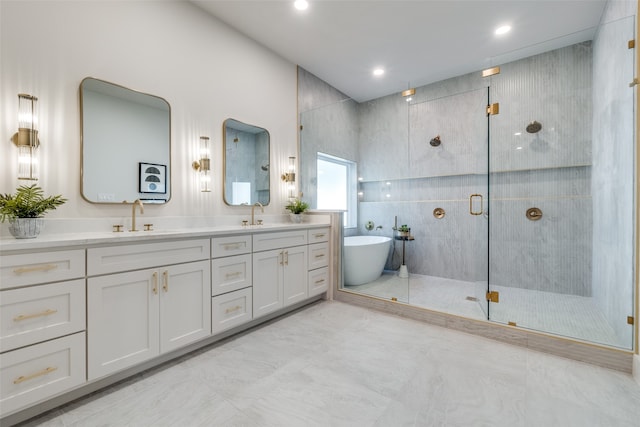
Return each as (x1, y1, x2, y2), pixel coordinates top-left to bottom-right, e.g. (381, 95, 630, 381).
(376, 225, 383, 230)
(129, 199, 144, 232)
(251, 202, 263, 225)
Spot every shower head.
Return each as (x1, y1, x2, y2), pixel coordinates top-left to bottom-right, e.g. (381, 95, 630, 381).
(526, 121, 542, 134)
(261, 164, 269, 171)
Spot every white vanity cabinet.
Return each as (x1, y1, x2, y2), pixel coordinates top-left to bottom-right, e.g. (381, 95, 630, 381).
(86, 240, 211, 380)
(252, 231, 309, 318)
(307, 228, 330, 297)
(0, 250, 87, 416)
(211, 235, 253, 334)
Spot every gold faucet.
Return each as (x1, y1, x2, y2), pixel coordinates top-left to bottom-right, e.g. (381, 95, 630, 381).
(129, 199, 144, 231)
(251, 202, 263, 225)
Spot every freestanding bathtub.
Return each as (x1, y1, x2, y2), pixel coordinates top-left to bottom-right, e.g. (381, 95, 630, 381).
(343, 235, 391, 286)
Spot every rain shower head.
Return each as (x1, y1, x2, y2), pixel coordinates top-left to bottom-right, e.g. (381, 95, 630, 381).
(526, 121, 542, 133)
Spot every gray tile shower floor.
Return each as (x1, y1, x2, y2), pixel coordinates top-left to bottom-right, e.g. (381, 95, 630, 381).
(345, 271, 630, 349)
(15, 300, 640, 427)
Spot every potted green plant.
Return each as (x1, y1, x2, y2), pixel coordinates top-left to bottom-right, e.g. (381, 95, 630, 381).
(0, 184, 67, 239)
(285, 198, 309, 223)
(397, 224, 411, 237)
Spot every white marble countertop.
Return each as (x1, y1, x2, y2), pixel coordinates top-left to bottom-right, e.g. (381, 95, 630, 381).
(0, 220, 331, 253)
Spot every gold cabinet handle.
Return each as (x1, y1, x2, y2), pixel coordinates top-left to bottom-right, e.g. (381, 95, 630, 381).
(222, 243, 242, 250)
(469, 194, 483, 216)
(279, 251, 284, 266)
(13, 264, 58, 274)
(314, 254, 325, 259)
(14, 366, 57, 384)
(152, 272, 158, 294)
(225, 271, 242, 279)
(162, 270, 169, 292)
(314, 279, 325, 284)
(13, 309, 58, 322)
(313, 233, 326, 238)
(225, 305, 242, 314)
(284, 250, 289, 266)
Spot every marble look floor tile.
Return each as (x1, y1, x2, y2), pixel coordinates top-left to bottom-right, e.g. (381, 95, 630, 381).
(15, 301, 640, 427)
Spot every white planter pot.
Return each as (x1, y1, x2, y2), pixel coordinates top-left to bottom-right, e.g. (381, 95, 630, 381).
(8, 218, 44, 239)
(289, 213, 304, 223)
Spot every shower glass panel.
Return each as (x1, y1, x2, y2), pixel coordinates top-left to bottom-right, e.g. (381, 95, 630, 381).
(349, 93, 411, 303)
(487, 15, 635, 349)
(402, 88, 489, 318)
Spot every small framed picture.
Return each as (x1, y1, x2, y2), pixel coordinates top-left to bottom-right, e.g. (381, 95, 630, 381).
(139, 162, 167, 194)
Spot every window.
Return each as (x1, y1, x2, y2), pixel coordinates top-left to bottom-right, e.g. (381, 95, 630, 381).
(316, 152, 357, 228)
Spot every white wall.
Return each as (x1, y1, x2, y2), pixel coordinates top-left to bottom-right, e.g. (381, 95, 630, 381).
(0, 0, 297, 224)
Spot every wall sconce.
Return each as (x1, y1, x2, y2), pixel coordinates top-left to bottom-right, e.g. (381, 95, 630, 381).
(11, 94, 39, 181)
(281, 156, 296, 198)
(192, 136, 211, 192)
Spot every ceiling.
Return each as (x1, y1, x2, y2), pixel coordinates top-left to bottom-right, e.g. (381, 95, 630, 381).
(191, 0, 608, 102)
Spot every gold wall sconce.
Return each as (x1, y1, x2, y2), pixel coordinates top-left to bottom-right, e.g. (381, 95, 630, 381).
(192, 136, 211, 192)
(281, 156, 296, 198)
(11, 94, 39, 181)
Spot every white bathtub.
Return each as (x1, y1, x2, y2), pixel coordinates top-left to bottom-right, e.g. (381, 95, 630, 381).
(343, 235, 391, 286)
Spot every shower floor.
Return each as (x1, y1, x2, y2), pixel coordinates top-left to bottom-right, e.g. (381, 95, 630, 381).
(344, 271, 629, 349)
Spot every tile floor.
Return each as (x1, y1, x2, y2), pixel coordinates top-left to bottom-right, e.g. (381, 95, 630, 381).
(15, 300, 640, 427)
(345, 272, 630, 349)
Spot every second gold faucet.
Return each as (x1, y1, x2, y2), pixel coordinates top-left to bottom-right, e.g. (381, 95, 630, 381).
(129, 199, 144, 231)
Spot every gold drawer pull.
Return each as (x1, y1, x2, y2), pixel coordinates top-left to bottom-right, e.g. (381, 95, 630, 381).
(162, 270, 169, 292)
(222, 243, 243, 250)
(152, 272, 158, 294)
(225, 271, 242, 279)
(13, 264, 58, 274)
(314, 254, 325, 258)
(313, 233, 326, 238)
(314, 279, 325, 284)
(14, 366, 58, 384)
(13, 309, 58, 322)
(225, 305, 242, 314)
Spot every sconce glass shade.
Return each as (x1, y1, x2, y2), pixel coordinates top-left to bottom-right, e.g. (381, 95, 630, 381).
(13, 94, 39, 180)
(280, 156, 296, 199)
(196, 136, 211, 192)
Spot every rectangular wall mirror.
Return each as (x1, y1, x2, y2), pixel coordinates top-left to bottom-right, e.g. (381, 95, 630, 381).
(223, 118, 270, 206)
(80, 77, 171, 204)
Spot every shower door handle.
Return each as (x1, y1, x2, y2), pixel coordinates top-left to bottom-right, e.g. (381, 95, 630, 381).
(469, 194, 483, 216)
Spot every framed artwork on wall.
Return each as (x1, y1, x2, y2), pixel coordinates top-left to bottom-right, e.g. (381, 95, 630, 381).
(139, 162, 167, 194)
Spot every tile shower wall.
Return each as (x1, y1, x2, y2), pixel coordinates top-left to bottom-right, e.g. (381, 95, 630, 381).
(298, 68, 359, 208)
(358, 43, 593, 296)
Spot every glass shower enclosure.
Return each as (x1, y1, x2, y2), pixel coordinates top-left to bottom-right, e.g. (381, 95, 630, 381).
(299, 15, 636, 350)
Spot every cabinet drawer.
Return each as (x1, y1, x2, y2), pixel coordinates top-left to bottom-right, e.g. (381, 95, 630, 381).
(211, 287, 252, 334)
(308, 227, 330, 244)
(0, 250, 85, 290)
(88, 239, 210, 275)
(252, 230, 307, 252)
(0, 332, 86, 416)
(212, 254, 252, 297)
(211, 235, 252, 258)
(308, 242, 329, 270)
(1, 280, 86, 353)
(308, 267, 329, 297)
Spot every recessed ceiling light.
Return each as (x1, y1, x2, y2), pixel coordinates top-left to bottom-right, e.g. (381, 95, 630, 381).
(373, 68, 385, 77)
(294, 0, 308, 11)
(495, 25, 511, 36)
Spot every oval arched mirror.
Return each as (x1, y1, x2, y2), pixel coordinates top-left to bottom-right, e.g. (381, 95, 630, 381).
(80, 77, 171, 204)
(223, 118, 270, 206)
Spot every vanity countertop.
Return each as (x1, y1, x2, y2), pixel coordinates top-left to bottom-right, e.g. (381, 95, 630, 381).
(0, 222, 330, 253)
